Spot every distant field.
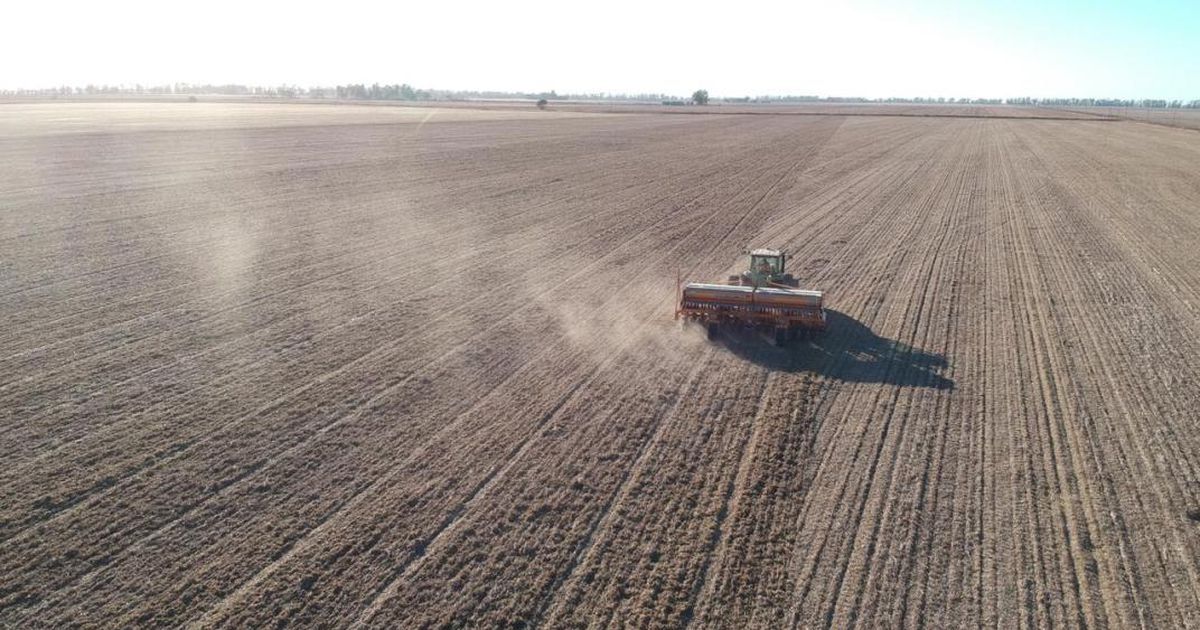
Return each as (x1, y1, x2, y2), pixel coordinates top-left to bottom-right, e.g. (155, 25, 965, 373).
(543, 101, 1114, 120)
(2, 102, 1199, 627)
(1056, 106, 1200, 130)
(334, 98, 1113, 120)
(0, 101, 601, 136)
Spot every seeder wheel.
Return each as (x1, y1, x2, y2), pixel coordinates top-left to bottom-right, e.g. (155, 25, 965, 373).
(706, 322, 719, 340)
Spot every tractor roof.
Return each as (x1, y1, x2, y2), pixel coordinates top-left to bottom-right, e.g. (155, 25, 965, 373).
(750, 248, 782, 257)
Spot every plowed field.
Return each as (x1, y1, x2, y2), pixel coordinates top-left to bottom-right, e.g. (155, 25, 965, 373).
(3, 103, 1199, 628)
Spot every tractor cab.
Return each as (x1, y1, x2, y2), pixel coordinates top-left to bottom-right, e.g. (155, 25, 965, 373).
(750, 249, 785, 277)
(732, 248, 798, 287)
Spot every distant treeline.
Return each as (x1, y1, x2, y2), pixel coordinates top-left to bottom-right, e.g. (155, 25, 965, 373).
(0, 83, 676, 103)
(1, 84, 306, 97)
(327, 84, 567, 101)
(748, 95, 1200, 108)
(308, 86, 687, 102)
(1007, 97, 1198, 108)
(3, 83, 1197, 108)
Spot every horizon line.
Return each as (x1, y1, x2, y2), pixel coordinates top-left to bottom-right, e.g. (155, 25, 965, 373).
(2, 83, 1197, 106)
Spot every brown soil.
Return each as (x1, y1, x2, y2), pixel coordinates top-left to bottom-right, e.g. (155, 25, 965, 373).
(2, 103, 1198, 628)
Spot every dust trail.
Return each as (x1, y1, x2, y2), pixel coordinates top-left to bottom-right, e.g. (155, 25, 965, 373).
(529, 270, 709, 371)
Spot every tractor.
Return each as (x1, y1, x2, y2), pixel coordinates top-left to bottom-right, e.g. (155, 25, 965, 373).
(677, 249, 825, 346)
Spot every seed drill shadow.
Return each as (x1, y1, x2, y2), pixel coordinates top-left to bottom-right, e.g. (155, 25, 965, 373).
(712, 310, 954, 389)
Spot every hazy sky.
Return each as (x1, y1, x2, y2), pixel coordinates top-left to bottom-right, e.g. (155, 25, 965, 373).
(5, 0, 1196, 99)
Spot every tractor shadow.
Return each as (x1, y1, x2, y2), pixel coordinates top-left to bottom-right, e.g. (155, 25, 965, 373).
(711, 309, 954, 389)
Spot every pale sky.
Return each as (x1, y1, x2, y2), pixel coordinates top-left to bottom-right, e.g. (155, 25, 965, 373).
(4, 0, 1196, 99)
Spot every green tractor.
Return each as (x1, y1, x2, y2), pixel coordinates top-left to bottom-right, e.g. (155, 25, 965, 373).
(727, 248, 800, 288)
